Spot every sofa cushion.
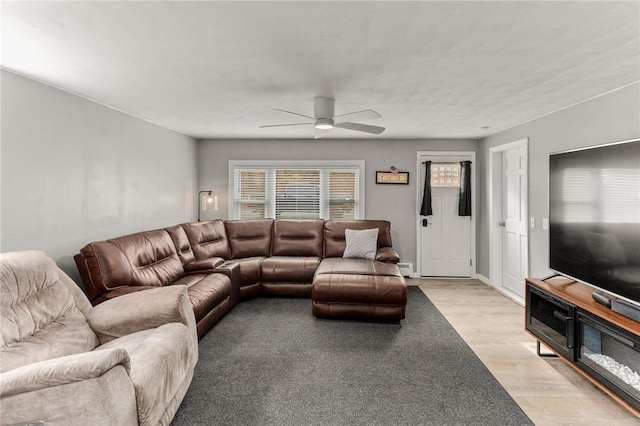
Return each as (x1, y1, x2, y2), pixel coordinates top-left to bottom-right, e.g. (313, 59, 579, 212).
(0, 251, 99, 373)
(324, 220, 393, 258)
(312, 258, 407, 309)
(260, 256, 321, 283)
(225, 219, 273, 259)
(343, 228, 378, 259)
(174, 274, 232, 323)
(315, 257, 403, 276)
(271, 219, 324, 257)
(183, 220, 231, 260)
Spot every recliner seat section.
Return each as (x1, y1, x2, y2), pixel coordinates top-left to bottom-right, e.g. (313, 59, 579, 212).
(313, 220, 406, 320)
(261, 219, 324, 297)
(166, 224, 225, 273)
(224, 219, 274, 299)
(181, 220, 230, 264)
(75, 218, 407, 338)
(75, 229, 179, 302)
(74, 228, 233, 338)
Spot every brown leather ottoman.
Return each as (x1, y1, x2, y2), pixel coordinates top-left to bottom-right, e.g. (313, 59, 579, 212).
(311, 258, 407, 320)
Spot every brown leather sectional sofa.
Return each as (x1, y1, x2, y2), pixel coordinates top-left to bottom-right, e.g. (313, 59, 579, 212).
(75, 219, 406, 338)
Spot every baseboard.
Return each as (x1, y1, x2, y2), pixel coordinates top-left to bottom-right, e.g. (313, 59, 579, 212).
(472, 274, 524, 306)
(475, 274, 491, 285)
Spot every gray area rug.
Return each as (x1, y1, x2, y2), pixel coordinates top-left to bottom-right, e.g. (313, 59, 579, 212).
(172, 287, 532, 425)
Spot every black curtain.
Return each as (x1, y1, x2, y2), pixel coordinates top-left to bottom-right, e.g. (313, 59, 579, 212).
(420, 161, 433, 216)
(459, 160, 472, 216)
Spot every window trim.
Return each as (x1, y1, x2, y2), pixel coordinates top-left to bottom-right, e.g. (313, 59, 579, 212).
(228, 160, 366, 220)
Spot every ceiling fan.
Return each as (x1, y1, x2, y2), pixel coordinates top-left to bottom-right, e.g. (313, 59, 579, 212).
(260, 97, 385, 139)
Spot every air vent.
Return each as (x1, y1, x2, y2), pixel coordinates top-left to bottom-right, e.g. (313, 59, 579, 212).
(398, 262, 413, 277)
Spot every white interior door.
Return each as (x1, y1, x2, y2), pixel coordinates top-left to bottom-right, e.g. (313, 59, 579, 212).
(501, 146, 528, 298)
(420, 160, 472, 277)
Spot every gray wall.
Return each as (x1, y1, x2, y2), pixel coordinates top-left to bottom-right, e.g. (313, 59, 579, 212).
(0, 70, 198, 282)
(477, 83, 640, 280)
(198, 138, 478, 267)
(6, 69, 633, 286)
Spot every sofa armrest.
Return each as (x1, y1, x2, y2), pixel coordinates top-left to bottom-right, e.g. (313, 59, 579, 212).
(211, 262, 241, 305)
(375, 247, 400, 263)
(184, 257, 225, 273)
(86, 285, 196, 345)
(0, 349, 138, 425)
(0, 348, 130, 396)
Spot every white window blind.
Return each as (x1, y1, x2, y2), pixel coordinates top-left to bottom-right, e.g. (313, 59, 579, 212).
(230, 161, 364, 220)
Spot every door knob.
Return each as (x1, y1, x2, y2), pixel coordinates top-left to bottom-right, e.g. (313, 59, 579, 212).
(499, 221, 506, 227)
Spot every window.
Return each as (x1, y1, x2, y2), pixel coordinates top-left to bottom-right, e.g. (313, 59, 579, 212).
(430, 163, 460, 187)
(230, 160, 364, 220)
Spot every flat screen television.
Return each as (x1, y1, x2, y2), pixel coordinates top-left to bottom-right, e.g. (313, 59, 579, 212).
(549, 139, 640, 307)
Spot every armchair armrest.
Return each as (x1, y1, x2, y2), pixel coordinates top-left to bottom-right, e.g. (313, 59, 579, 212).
(375, 247, 400, 263)
(0, 348, 130, 396)
(184, 257, 225, 273)
(86, 285, 196, 344)
(0, 349, 137, 425)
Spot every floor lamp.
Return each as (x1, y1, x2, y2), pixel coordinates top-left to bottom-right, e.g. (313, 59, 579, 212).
(198, 190, 217, 221)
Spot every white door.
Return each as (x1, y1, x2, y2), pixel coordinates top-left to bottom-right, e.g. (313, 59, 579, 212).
(501, 146, 528, 298)
(420, 162, 472, 277)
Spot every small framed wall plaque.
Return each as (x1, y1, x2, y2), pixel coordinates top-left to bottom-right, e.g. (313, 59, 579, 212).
(376, 171, 409, 185)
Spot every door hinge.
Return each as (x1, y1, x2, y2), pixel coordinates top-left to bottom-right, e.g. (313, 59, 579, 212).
(470, 259, 472, 266)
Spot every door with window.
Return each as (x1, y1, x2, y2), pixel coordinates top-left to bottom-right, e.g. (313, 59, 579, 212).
(419, 158, 472, 277)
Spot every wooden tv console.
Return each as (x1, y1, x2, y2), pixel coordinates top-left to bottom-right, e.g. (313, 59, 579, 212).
(525, 276, 640, 417)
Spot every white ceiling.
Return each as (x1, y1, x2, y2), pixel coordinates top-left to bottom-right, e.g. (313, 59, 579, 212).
(2, 1, 639, 140)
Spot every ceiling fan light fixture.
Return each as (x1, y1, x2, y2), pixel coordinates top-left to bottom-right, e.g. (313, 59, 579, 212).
(314, 118, 334, 130)
(261, 99, 385, 135)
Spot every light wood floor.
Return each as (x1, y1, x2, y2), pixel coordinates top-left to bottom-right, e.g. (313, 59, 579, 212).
(414, 278, 640, 426)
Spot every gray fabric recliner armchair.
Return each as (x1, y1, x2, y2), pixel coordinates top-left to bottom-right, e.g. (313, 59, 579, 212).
(0, 251, 198, 426)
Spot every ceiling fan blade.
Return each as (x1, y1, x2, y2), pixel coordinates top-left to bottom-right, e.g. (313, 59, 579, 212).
(314, 128, 330, 139)
(273, 108, 314, 120)
(334, 109, 381, 122)
(259, 122, 314, 128)
(334, 122, 385, 135)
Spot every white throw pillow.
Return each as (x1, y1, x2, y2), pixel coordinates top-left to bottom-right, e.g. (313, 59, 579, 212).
(343, 228, 379, 259)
